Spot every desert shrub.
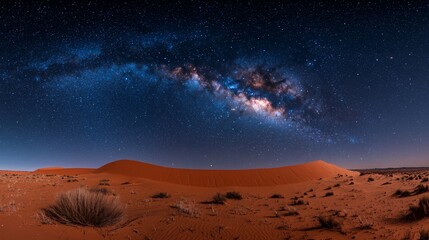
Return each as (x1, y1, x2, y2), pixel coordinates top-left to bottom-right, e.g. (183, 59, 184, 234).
(212, 193, 226, 204)
(333, 183, 340, 187)
(318, 215, 341, 229)
(422, 178, 429, 183)
(414, 185, 429, 194)
(406, 197, 429, 220)
(395, 189, 411, 197)
(420, 230, 429, 240)
(349, 181, 354, 185)
(325, 192, 334, 197)
(121, 181, 131, 185)
(291, 199, 306, 206)
(324, 187, 332, 190)
(42, 188, 123, 227)
(225, 191, 242, 200)
(382, 182, 391, 185)
(401, 190, 411, 197)
(151, 192, 170, 199)
(171, 200, 200, 217)
(368, 177, 375, 182)
(270, 194, 284, 199)
(280, 206, 299, 216)
(89, 187, 112, 195)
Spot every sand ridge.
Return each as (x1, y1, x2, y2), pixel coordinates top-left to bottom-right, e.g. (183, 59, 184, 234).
(93, 159, 358, 187)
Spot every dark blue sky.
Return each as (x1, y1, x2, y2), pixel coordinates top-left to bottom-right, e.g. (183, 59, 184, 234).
(1, 1, 428, 170)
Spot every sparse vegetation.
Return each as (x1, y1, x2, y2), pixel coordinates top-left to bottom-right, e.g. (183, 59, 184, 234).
(414, 184, 429, 194)
(368, 177, 375, 182)
(212, 193, 227, 204)
(270, 194, 284, 199)
(225, 191, 242, 200)
(318, 215, 341, 229)
(152, 192, 170, 199)
(282, 206, 299, 216)
(89, 187, 112, 195)
(406, 197, 429, 220)
(394, 189, 411, 197)
(325, 192, 334, 197)
(171, 200, 200, 218)
(422, 178, 429, 183)
(333, 183, 340, 187)
(42, 188, 124, 227)
(290, 199, 306, 206)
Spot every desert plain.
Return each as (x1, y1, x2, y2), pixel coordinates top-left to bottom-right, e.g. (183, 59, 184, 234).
(0, 160, 428, 240)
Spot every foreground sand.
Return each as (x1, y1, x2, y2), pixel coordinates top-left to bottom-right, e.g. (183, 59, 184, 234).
(0, 160, 428, 239)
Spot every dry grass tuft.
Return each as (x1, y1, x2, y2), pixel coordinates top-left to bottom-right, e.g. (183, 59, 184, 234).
(42, 188, 124, 227)
(414, 185, 429, 195)
(212, 193, 227, 204)
(405, 197, 429, 221)
(324, 192, 334, 197)
(151, 192, 170, 199)
(171, 200, 200, 217)
(318, 215, 341, 229)
(225, 191, 242, 200)
(270, 194, 284, 199)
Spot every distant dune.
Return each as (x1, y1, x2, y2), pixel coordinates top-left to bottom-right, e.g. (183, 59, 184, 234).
(34, 167, 94, 175)
(92, 159, 358, 187)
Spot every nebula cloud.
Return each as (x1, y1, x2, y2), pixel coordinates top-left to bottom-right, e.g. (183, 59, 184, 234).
(157, 62, 320, 124)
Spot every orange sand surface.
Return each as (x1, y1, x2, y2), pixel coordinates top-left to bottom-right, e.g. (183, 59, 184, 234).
(0, 160, 428, 239)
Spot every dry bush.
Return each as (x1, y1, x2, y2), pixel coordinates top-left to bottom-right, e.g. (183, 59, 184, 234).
(42, 188, 124, 227)
(325, 192, 334, 197)
(367, 177, 375, 182)
(225, 191, 242, 200)
(318, 215, 341, 229)
(290, 199, 306, 206)
(406, 197, 429, 220)
(395, 189, 411, 197)
(151, 192, 170, 198)
(89, 187, 113, 195)
(414, 185, 429, 195)
(171, 200, 200, 217)
(422, 178, 429, 183)
(212, 193, 227, 204)
(283, 206, 299, 216)
(270, 194, 284, 199)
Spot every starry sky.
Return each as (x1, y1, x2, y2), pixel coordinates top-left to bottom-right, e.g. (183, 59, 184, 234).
(1, 1, 429, 170)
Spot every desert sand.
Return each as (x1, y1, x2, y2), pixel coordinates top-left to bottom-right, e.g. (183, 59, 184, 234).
(0, 160, 428, 239)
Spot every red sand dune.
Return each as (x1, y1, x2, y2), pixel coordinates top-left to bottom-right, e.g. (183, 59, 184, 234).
(93, 159, 358, 187)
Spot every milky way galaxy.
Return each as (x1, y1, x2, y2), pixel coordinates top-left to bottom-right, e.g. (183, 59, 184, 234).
(1, 1, 429, 169)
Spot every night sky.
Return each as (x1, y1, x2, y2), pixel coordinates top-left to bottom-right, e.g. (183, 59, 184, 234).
(1, 1, 429, 170)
